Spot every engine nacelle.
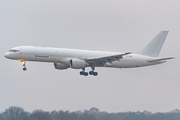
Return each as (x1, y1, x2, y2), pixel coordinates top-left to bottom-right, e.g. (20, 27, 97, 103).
(54, 63, 69, 70)
(70, 59, 87, 69)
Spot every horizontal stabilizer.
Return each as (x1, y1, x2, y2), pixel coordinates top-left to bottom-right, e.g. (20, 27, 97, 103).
(147, 57, 175, 62)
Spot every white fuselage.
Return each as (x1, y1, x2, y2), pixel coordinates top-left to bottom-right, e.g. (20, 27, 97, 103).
(4, 46, 165, 68)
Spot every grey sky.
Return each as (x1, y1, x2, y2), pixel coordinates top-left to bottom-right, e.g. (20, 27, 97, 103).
(0, 0, 180, 113)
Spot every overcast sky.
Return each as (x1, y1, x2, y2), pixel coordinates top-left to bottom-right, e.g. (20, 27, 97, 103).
(0, 0, 180, 113)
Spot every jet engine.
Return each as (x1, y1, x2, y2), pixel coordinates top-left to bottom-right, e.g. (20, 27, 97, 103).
(54, 63, 69, 70)
(70, 59, 87, 69)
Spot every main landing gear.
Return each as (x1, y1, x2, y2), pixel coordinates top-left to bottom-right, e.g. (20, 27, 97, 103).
(79, 66, 98, 76)
(21, 60, 27, 71)
(89, 71, 98, 76)
(80, 71, 88, 76)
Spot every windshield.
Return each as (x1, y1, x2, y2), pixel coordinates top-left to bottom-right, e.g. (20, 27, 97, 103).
(9, 49, 20, 52)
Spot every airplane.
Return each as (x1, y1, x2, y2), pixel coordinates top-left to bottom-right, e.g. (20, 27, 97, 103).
(4, 31, 175, 76)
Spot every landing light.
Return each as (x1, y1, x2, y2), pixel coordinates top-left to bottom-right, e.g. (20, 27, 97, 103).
(21, 61, 26, 66)
(126, 52, 132, 54)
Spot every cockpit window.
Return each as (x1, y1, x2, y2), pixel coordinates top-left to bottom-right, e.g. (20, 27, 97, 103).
(9, 49, 20, 52)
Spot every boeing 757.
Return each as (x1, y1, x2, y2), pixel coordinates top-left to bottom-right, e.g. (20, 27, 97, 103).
(4, 31, 174, 76)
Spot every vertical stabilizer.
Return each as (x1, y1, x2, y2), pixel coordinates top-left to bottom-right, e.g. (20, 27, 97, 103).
(138, 31, 169, 57)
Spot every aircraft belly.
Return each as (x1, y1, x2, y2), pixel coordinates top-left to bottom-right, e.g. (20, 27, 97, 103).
(104, 56, 148, 68)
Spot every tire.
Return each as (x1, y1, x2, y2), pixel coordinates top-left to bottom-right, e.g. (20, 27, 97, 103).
(23, 68, 27, 71)
(80, 71, 84, 75)
(89, 71, 93, 75)
(93, 72, 98, 76)
(84, 72, 88, 76)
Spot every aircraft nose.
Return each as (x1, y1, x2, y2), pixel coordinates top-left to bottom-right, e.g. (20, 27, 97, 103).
(4, 52, 9, 58)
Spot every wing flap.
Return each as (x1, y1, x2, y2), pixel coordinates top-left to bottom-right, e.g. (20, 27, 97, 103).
(85, 52, 132, 66)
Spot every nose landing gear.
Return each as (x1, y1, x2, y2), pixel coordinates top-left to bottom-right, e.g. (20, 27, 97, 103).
(21, 60, 27, 71)
(23, 67, 27, 71)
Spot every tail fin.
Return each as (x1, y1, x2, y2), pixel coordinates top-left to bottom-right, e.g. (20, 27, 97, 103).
(138, 31, 169, 57)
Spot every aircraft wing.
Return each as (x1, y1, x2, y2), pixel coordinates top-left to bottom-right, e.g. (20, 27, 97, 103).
(85, 52, 132, 66)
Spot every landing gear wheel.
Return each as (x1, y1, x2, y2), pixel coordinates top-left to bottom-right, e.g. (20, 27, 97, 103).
(89, 71, 94, 75)
(84, 72, 88, 76)
(80, 71, 84, 75)
(23, 67, 27, 71)
(93, 72, 98, 76)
